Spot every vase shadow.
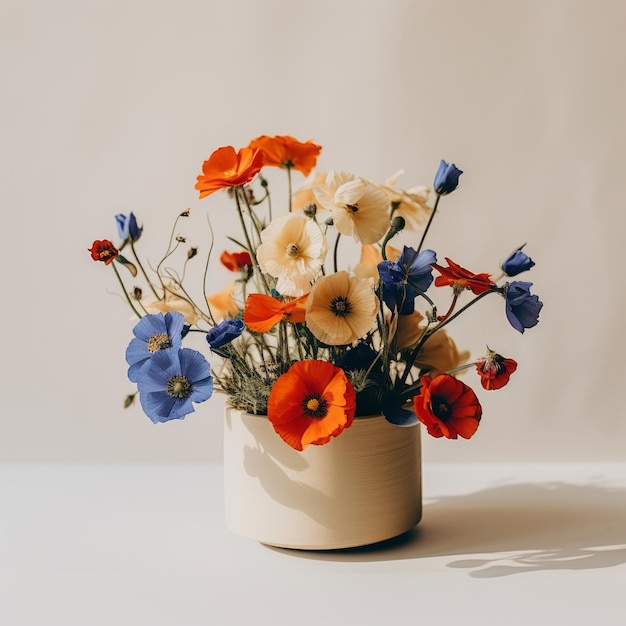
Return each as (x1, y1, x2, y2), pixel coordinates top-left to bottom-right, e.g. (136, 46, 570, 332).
(268, 481, 626, 577)
(242, 443, 340, 528)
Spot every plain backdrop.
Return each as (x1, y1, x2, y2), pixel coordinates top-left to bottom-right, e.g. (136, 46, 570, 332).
(2, 0, 625, 463)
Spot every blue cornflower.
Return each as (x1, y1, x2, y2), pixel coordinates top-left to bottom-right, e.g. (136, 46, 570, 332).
(378, 247, 437, 314)
(115, 212, 142, 242)
(502, 245, 535, 277)
(505, 281, 543, 333)
(206, 319, 245, 349)
(125, 312, 185, 382)
(381, 392, 418, 427)
(136, 348, 213, 423)
(433, 160, 463, 195)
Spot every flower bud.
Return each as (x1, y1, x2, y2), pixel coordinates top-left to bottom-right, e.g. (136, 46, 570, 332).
(433, 160, 463, 195)
(303, 202, 318, 218)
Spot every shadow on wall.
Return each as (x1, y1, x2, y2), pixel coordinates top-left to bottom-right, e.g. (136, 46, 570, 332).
(269, 481, 626, 578)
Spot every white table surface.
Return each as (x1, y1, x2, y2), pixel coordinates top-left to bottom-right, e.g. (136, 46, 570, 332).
(1, 463, 625, 626)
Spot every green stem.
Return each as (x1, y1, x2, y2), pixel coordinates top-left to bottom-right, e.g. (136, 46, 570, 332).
(234, 188, 270, 293)
(129, 240, 159, 298)
(416, 194, 440, 254)
(111, 262, 142, 319)
(286, 166, 293, 212)
(333, 232, 341, 273)
(398, 287, 501, 387)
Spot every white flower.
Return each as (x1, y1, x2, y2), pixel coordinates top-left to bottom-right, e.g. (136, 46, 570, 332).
(381, 170, 431, 232)
(313, 170, 391, 245)
(256, 213, 328, 296)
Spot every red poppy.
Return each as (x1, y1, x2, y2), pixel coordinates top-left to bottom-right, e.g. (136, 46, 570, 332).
(243, 294, 308, 332)
(248, 135, 321, 177)
(475, 349, 518, 390)
(195, 146, 264, 199)
(267, 360, 356, 450)
(88, 239, 119, 265)
(220, 250, 253, 272)
(413, 374, 482, 439)
(432, 257, 495, 295)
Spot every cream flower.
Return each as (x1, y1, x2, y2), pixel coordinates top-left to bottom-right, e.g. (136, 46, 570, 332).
(144, 284, 200, 324)
(256, 213, 328, 296)
(313, 170, 391, 245)
(353, 244, 400, 282)
(206, 283, 239, 322)
(291, 171, 327, 212)
(381, 170, 431, 232)
(305, 271, 378, 345)
(395, 314, 470, 375)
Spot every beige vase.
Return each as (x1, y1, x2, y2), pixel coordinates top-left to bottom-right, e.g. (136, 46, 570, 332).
(223, 407, 422, 550)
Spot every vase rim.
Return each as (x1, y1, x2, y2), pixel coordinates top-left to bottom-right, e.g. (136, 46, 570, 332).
(225, 407, 393, 421)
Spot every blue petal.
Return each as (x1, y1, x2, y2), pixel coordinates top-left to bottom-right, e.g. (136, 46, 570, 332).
(382, 404, 419, 427)
(178, 348, 211, 382)
(381, 393, 419, 426)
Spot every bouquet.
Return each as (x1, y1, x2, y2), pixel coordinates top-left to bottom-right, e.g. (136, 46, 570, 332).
(89, 134, 542, 451)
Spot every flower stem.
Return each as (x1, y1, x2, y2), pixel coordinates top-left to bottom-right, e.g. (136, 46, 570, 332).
(416, 194, 440, 254)
(234, 188, 271, 293)
(111, 262, 142, 319)
(129, 240, 159, 298)
(286, 166, 293, 212)
(398, 287, 500, 387)
(333, 232, 341, 273)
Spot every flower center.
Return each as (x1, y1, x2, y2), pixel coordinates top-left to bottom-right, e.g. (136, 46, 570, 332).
(432, 397, 451, 421)
(329, 296, 352, 317)
(302, 394, 328, 418)
(286, 243, 301, 258)
(166, 375, 192, 399)
(147, 333, 172, 353)
(346, 203, 359, 213)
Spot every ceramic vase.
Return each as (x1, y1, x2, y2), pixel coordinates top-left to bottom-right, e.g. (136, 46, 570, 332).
(223, 407, 422, 550)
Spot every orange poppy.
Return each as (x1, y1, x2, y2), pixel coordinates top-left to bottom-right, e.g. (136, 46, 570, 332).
(220, 250, 253, 272)
(267, 360, 356, 450)
(195, 146, 264, 199)
(432, 257, 495, 295)
(414, 373, 482, 439)
(243, 293, 308, 333)
(475, 348, 518, 390)
(248, 135, 321, 177)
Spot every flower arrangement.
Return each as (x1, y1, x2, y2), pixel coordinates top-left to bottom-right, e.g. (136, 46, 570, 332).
(89, 135, 542, 451)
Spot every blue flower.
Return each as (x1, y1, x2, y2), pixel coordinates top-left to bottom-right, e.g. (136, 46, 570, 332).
(336, 343, 384, 416)
(381, 392, 418, 427)
(502, 245, 535, 277)
(433, 160, 463, 195)
(115, 212, 142, 242)
(125, 312, 185, 382)
(378, 247, 437, 314)
(505, 281, 543, 333)
(136, 348, 213, 423)
(206, 319, 245, 349)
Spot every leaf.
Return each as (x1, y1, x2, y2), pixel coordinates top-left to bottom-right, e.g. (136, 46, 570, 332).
(116, 255, 138, 277)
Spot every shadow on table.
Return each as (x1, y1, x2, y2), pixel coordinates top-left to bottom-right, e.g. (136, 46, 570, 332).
(269, 481, 626, 577)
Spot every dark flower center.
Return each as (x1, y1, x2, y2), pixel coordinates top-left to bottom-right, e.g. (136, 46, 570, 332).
(346, 203, 359, 213)
(432, 396, 451, 421)
(167, 375, 192, 399)
(147, 333, 172, 353)
(329, 296, 352, 317)
(302, 394, 328, 418)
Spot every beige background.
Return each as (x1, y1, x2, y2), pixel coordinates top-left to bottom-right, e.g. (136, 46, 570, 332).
(2, 0, 625, 463)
